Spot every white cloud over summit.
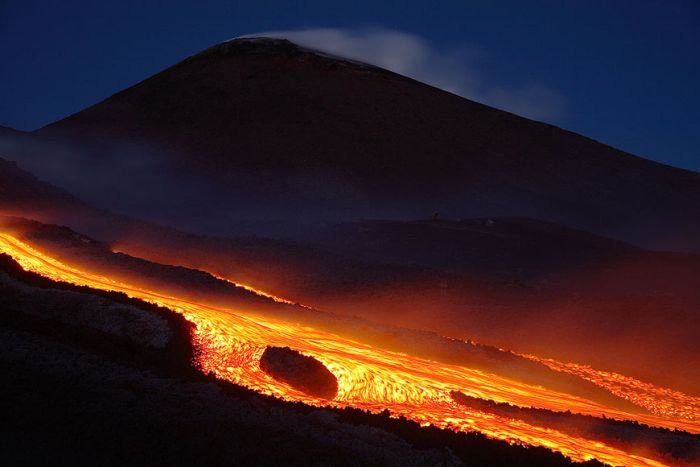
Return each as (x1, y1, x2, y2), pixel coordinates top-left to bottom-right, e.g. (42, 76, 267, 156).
(245, 27, 565, 122)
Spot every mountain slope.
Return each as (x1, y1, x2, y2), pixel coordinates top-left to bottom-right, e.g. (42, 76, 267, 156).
(0, 125, 23, 137)
(293, 217, 641, 280)
(0, 157, 90, 217)
(36, 37, 700, 251)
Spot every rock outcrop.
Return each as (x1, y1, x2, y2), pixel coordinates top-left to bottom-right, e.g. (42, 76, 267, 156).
(260, 346, 338, 399)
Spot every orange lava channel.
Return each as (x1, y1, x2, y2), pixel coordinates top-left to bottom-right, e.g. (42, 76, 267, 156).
(2, 232, 697, 467)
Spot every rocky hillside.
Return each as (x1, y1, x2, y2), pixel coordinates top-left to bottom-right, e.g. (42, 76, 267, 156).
(0, 253, 596, 467)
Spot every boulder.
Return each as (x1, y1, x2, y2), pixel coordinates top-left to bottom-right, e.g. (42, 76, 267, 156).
(260, 346, 338, 400)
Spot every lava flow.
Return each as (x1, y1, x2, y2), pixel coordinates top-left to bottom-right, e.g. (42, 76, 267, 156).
(2, 232, 698, 466)
(522, 354, 700, 423)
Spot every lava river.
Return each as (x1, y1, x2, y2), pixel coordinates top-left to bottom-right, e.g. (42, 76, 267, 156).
(1, 232, 698, 466)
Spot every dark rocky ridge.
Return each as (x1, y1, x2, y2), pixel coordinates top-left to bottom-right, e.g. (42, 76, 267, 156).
(450, 391, 700, 465)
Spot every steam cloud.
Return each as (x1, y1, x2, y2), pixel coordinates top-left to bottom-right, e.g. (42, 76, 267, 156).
(246, 27, 565, 122)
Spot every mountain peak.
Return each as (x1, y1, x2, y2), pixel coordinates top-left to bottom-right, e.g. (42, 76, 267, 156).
(209, 37, 304, 57)
(196, 36, 379, 71)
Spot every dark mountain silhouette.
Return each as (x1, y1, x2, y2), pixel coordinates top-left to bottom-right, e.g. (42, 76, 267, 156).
(35, 37, 700, 251)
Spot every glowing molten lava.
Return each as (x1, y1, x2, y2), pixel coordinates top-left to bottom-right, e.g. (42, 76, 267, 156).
(521, 354, 700, 423)
(1, 233, 697, 466)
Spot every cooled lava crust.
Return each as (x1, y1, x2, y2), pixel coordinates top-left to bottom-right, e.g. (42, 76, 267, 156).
(260, 346, 338, 400)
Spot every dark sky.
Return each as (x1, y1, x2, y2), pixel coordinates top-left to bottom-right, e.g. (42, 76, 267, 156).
(1, 0, 698, 171)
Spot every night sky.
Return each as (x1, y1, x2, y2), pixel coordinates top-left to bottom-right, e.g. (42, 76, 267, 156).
(1, 0, 698, 171)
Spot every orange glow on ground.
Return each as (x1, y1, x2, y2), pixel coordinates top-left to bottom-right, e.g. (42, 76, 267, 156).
(2, 232, 698, 466)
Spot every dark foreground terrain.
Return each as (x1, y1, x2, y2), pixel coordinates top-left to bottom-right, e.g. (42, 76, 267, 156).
(0, 254, 601, 467)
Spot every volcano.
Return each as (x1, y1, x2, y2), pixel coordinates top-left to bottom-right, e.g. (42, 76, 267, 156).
(1, 34, 699, 467)
(10, 37, 697, 393)
(31, 37, 700, 251)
